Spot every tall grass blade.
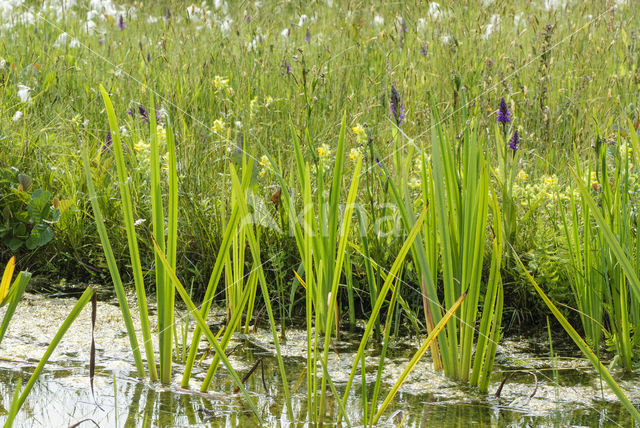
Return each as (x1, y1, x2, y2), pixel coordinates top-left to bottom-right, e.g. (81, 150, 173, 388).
(569, 166, 640, 302)
(151, 239, 263, 422)
(12, 287, 95, 417)
(148, 95, 173, 384)
(98, 85, 158, 381)
(339, 208, 428, 420)
(372, 289, 467, 424)
(4, 377, 22, 428)
(512, 247, 640, 423)
(0, 271, 31, 345)
(228, 163, 293, 417)
(82, 144, 146, 377)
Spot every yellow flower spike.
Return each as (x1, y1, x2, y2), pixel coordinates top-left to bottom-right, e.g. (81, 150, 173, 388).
(352, 124, 365, 135)
(134, 140, 150, 153)
(317, 143, 331, 158)
(348, 147, 362, 161)
(157, 125, 167, 144)
(212, 118, 226, 134)
(408, 176, 421, 189)
(258, 155, 272, 177)
(1, 256, 16, 304)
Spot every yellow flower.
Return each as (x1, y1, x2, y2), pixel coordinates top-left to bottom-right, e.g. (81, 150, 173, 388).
(348, 147, 362, 161)
(543, 175, 558, 186)
(161, 152, 169, 172)
(259, 155, 272, 177)
(619, 143, 633, 158)
(156, 125, 166, 144)
(352, 123, 367, 144)
(517, 170, 529, 183)
(590, 171, 599, 186)
(134, 140, 150, 153)
(212, 118, 226, 134)
(352, 124, 365, 135)
(408, 176, 421, 189)
(213, 75, 231, 94)
(317, 143, 331, 158)
(265, 96, 274, 108)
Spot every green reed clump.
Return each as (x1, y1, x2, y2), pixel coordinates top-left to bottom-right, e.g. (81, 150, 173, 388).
(259, 114, 361, 422)
(85, 89, 266, 419)
(380, 96, 503, 390)
(514, 249, 640, 424)
(565, 119, 640, 371)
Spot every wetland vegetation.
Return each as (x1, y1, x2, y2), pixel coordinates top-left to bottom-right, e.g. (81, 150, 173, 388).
(1, 0, 640, 426)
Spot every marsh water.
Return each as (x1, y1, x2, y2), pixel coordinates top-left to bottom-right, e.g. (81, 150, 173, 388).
(0, 292, 638, 427)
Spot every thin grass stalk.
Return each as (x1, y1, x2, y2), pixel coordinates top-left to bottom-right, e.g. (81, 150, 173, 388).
(478, 279, 503, 393)
(318, 357, 352, 426)
(148, 96, 172, 384)
(338, 209, 427, 423)
(547, 317, 559, 402)
(368, 275, 401, 425)
(181, 202, 242, 387)
(378, 160, 446, 372)
(82, 145, 145, 377)
(201, 266, 257, 391)
(355, 210, 380, 337)
(4, 378, 22, 428)
(372, 289, 468, 424)
(470, 190, 503, 389)
(98, 85, 157, 381)
(345, 251, 355, 328)
(561, 192, 601, 348)
(360, 349, 368, 426)
(459, 138, 489, 381)
(569, 166, 640, 309)
(420, 149, 443, 370)
(151, 241, 263, 422)
(324, 112, 348, 316)
(430, 120, 459, 377)
(318, 155, 362, 421)
(301, 163, 316, 423)
(13, 287, 95, 415)
(166, 113, 179, 371)
(228, 163, 293, 418)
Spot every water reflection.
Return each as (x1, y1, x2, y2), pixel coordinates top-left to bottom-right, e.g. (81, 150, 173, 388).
(0, 295, 637, 427)
(0, 355, 635, 427)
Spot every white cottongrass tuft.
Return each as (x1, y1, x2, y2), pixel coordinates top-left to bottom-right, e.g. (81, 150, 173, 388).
(483, 14, 500, 39)
(17, 85, 32, 103)
(428, 2, 442, 20)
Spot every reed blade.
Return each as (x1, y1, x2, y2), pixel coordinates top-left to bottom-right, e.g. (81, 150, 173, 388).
(512, 246, 640, 423)
(373, 289, 468, 424)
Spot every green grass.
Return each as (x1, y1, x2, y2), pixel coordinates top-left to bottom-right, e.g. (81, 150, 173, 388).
(2, 0, 640, 424)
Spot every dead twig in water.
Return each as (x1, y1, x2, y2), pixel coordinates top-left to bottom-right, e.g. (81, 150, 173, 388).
(233, 359, 268, 396)
(68, 418, 100, 428)
(494, 370, 538, 404)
